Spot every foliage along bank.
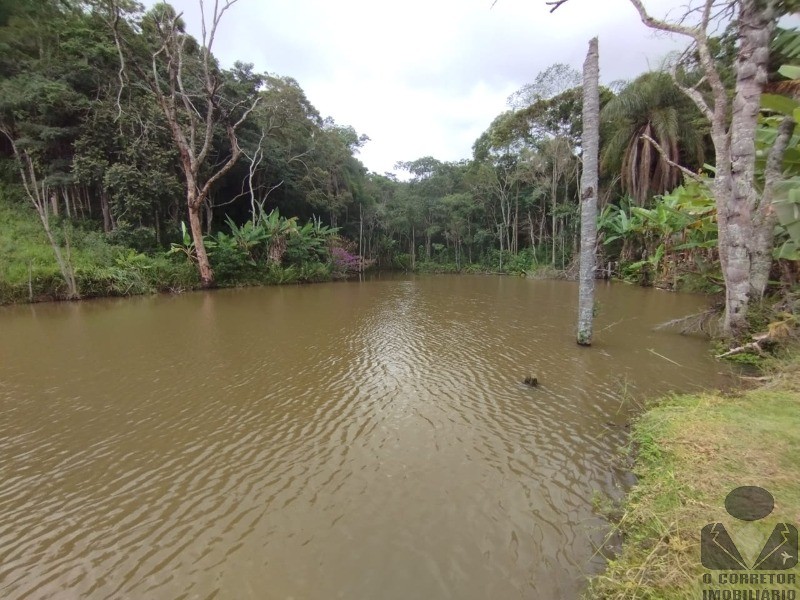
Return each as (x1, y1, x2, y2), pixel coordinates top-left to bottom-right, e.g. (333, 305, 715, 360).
(586, 353, 800, 599)
(0, 1, 798, 314)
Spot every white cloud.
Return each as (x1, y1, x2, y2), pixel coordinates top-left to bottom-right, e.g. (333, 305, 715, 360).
(145, 0, 687, 176)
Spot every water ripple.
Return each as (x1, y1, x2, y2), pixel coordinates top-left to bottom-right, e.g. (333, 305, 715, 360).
(0, 276, 728, 599)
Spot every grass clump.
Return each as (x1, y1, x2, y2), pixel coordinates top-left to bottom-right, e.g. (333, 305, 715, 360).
(0, 197, 201, 303)
(587, 354, 800, 599)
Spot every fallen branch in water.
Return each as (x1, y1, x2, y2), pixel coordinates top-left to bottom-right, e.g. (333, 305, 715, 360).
(597, 317, 633, 334)
(647, 348, 682, 366)
(655, 307, 719, 336)
(715, 333, 770, 359)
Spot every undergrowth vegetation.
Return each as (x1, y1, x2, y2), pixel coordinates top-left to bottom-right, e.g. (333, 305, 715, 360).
(0, 195, 361, 304)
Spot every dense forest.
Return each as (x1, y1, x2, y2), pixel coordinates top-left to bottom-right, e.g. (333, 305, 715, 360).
(0, 0, 798, 337)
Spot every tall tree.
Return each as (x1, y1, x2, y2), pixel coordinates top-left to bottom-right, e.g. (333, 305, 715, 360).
(577, 38, 600, 346)
(0, 0, 97, 298)
(105, 0, 259, 287)
(507, 63, 582, 109)
(550, 0, 797, 338)
(601, 72, 706, 205)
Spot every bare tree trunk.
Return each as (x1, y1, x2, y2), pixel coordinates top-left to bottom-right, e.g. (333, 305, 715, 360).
(359, 203, 364, 271)
(577, 37, 600, 346)
(100, 188, 112, 233)
(527, 211, 535, 249)
(189, 195, 214, 287)
(1, 135, 79, 299)
(624, 0, 787, 339)
(154, 208, 162, 246)
(551, 158, 558, 265)
(498, 222, 505, 270)
(538, 0, 797, 341)
(62, 188, 72, 219)
(716, 0, 776, 336)
(539, 207, 545, 254)
(106, 0, 259, 290)
(411, 226, 416, 270)
(204, 196, 213, 235)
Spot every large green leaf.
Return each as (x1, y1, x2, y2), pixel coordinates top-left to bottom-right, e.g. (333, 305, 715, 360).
(778, 65, 800, 80)
(774, 183, 800, 258)
(761, 93, 799, 116)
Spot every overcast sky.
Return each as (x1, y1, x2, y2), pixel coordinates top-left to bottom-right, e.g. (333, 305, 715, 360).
(146, 0, 689, 176)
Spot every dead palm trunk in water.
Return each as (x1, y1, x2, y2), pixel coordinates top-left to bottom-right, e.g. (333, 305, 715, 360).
(577, 37, 599, 346)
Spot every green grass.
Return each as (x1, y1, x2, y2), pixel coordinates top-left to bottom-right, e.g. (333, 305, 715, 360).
(0, 196, 200, 303)
(0, 195, 337, 304)
(587, 354, 800, 599)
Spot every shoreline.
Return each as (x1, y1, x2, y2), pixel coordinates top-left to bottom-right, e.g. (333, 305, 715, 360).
(586, 353, 800, 599)
(0, 266, 554, 307)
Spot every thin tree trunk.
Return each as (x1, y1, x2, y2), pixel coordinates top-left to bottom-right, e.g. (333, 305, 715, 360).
(751, 116, 795, 297)
(551, 162, 557, 266)
(188, 191, 214, 288)
(359, 203, 364, 271)
(411, 226, 416, 270)
(577, 37, 600, 346)
(100, 187, 112, 233)
(539, 208, 545, 254)
(154, 208, 162, 246)
(204, 197, 214, 235)
(1, 136, 79, 299)
(62, 188, 71, 219)
(528, 211, 535, 249)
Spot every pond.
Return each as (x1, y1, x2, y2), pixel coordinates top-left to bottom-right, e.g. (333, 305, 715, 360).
(0, 275, 730, 599)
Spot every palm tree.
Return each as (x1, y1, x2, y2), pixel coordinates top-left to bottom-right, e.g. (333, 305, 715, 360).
(601, 72, 706, 205)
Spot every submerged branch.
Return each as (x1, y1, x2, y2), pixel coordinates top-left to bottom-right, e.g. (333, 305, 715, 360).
(655, 308, 719, 336)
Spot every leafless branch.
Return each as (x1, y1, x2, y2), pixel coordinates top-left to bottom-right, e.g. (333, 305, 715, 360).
(671, 68, 714, 121)
(628, 0, 697, 36)
(233, 95, 261, 130)
(545, 0, 569, 11)
(106, 0, 128, 122)
(716, 336, 768, 359)
(175, 36, 202, 157)
(640, 133, 704, 183)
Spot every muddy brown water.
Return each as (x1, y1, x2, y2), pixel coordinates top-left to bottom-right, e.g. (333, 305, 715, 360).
(0, 275, 730, 599)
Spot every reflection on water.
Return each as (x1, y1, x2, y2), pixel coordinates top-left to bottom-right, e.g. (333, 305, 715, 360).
(0, 275, 728, 599)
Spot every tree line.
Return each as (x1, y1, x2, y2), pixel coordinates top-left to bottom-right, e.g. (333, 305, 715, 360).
(0, 0, 797, 339)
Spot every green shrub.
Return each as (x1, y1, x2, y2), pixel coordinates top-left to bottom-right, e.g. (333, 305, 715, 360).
(106, 224, 159, 253)
(297, 261, 332, 283)
(392, 253, 412, 271)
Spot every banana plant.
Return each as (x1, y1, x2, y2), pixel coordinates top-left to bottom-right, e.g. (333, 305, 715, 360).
(773, 177, 800, 260)
(167, 222, 197, 262)
(224, 215, 268, 261)
(759, 36, 800, 261)
(285, 220, 339, 265)
(257, 208, 298, 265)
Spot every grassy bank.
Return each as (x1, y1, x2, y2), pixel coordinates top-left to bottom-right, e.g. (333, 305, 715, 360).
(588, 355, 800, 599)
(0, 195, 566, 305)
(0, 197, 342, 305)
(0, 197, 200, 303)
